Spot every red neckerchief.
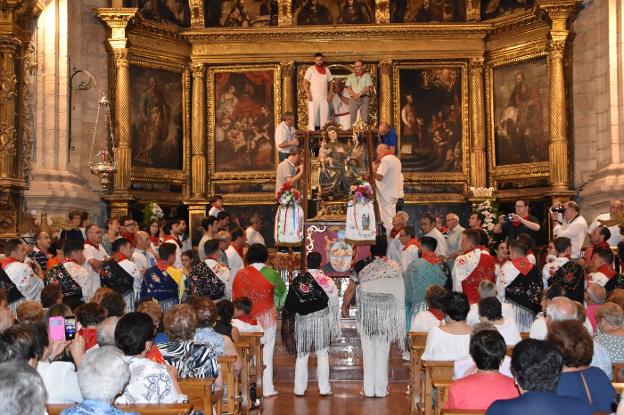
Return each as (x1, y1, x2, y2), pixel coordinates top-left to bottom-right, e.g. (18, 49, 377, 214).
(421, 251, 441, 265)
(146, 344, 165, 365)
(403, 239, 420, 251)
(439, 226, 448, 233)
(379, 151, 394, 161)
(84, 239, 100, 249)
(79, 328, 98, 350)
(390, 225, 404, 239)
(496, 257, 508, 266)
(597, 264, 617, 279)
(231, 243, 245, 260)
(111, 253, 128, 263)
(512, 257, 533, 275)
(0, 257, 18, 269)
(314, 64, 326, 75)
(156, 260, 169, 272)
(163, 234, 182, 248)
(61, 257, 78, 264)
(120, 232, 135, 244)
(592, 241, 610, 254)
(428, 307, 445, 321)
(527, 249, 534, 255)
(511, 215, 528, 228)
(149, 235, 160, 246)
(238, 314, 258, 326)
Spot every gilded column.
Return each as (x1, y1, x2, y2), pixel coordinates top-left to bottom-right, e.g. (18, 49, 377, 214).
(188, 0, 205, 29)
(281, 61, 295, 114)
(379, 60, 393, 125)
(466, 0, 481, 21)
(0, 38, 19, 181)
(278, 0, 292, 26)
(538, 0, 581, 192)
(190, 63, 206, 199)
(469, 58, 486, 188)
(375, 0, 390, 24)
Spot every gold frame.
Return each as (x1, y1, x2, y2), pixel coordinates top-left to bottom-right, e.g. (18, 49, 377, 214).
(486, 49, 550, 182)
(127, 56, 191, 187)
(296, 62, 378, 130)
(206, 64, 282, 184)
(392, 61, 470, 183)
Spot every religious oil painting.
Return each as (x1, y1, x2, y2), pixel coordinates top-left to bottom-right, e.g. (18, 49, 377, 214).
(304, 223, 370, 277)
(134, 0, 190, 26)
(492, 57, 549, 166)
(481, 0, 534, 20)
(203, 0, 278, 27)
(210, 68, 278, 174)
(390, 0, 466, 23)
(227, 204, 277, 247)
(395, 66, 464, 173)
(293, 0, 376, 25)
(129, 66, 183, 170)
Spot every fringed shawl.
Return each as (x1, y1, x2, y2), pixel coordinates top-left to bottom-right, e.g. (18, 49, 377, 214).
(547, 260, 585, 303)
(355, 257, 406, 349)
(46, 263, 83, 303)
(405, 258, 448, 312)
(505, 264, 543, 329)
(0, 267, 24, 305)
(189, 261, 226, 300)
(99, 257, 134, 295)
(232, 266, 277, 329)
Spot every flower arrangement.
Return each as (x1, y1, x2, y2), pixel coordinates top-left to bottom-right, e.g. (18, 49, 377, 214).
(142, 201, 164, 229)
(475, 198, 499, 235)
(276, 182, 302, 207)
(349, 180, 373, 205)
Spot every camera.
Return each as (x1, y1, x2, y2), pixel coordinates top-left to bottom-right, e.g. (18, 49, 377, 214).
(504, 213, 514, 222)
(551, 206, 565, 214)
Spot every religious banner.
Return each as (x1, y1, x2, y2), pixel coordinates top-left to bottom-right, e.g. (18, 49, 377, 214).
(491, 56, 549, 166)
(203, 0, 278, 27)
(393, 62, 469, 182)
(129, 66, 184, 171)
(390, 0, 466, 23)
(345, 181, 376, 244)
(208, 65, 281, 181)
(274, 183, 305, 247)
(292, 0, 376, 25)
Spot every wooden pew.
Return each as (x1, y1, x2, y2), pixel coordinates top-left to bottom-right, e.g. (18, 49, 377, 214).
(47, 403, 193, 415)
(421, 360, 454, 415)
(612, 362, 624, 382)
(217, 355, 240, 415)
(240, 332, 264, 402)
(612, 382, 624, 394)
(408, 332, 428, 414)
(178, 377, 215, 415)
(235, 339, 252, 414)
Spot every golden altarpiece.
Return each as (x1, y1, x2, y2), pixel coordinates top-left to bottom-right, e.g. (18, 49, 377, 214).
(0, 0, 583, 239)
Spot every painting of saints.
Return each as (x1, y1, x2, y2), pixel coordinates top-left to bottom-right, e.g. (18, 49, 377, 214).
(493, 58, 548, 165)
(391, 0, 466, 23)
(204, 0, 277, 27)
(481, 0, 534, 20)
(214, 71, 276, 172)
(397, 67, 463, 172)
(137, 0, 190, 26)
(130, 67, 183, 170)
(294, 0, 374, 25)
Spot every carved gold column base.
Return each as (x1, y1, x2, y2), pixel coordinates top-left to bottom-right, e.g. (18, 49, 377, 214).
(185, 201, 209, 248)
(470, 151, 487, 188)
(103, 195, 134, 218)
(191, 155, 206, 200)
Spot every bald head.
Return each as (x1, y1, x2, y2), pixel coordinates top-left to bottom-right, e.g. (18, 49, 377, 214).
(610, 199, 624, 215)
(585, 283, 606, 305)
(376, 143, 390, 159)
(135, 231, 150, 250)
(546, 297, 578, 324)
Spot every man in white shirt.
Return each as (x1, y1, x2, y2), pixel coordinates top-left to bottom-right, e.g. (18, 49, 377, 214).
(373, 143, 404, 235)
(1, 239, 44, 306)
(132, 231, 156, 294)
(330, 80, 351, 130)
(587, 199, 623, 247)
(109, 238, 142, 311)
(197, 216, 218, 260)
(245, 216, 265, 246)
(303, 52, 333, 131)
(345, 59, 372, 124)
(162, 219, 185, 269)
(275, 149, 303, 194)
(420, 213, 447, 257)
(225, 228, 247, 293)
(386, 211, 409, 265)
(275, 111, 298, 161)
(83, 224, 107, 296)
(529, 296, 592, 339)
(445, 212, 464, 270)
(551, 201, 588, 259)
(398, 225, 420, 272)
(541, 237, 572, 288)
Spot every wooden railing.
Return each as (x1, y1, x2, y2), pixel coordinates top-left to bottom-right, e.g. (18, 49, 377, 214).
(178, 377, 215, 415)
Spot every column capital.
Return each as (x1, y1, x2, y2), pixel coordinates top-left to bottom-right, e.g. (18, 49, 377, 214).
(191, 63, 205, 78)
(469, 57, 485, 70)
(538, 0, 582, 32)
(112, 48, 128, 68)
(380, 60, 393, 75)
(95, 8, 138, 48)
(280, 60, 295, 75)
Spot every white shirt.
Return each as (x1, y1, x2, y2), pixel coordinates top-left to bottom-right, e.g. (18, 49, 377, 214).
(116, 356, 186, 404)
(3, 261, 43, 301)
(529, 312, 593, 339)
(588, 212, 622, 246)
(410, 310, 443, 334)
(208, 206, 224, 218)
(454, 355, 513, 380)
(132, 249, 156, 278)
(197, 234, 213, 260)
(118, 258, 142, 297)
(493, 318, 522, 346)
(401, 244, 419, 273)
(204, 258, 231, 299)
(37, 361, 82, 404)
(226, 245, 244, 295)
(246, 227, 265, 246)
(422, 326, 471, 361)
(386, 235, 403, 265)
(446, 225, 465, 259)
(553, 215, 588, 258)
(232, 318, 264, 333)
(63, 262, 93, 301)
(275, 121, 297, 155)
(83, 243, 108, 295)
(163, 238, 183, 269)
(424, 228, 448, 257)
(375, 154, 404, 202)
(541, 256, 569, 288)
(304, 65, 333, 98)
(466, 302, 516, 326)
(588, 270, 611, 287)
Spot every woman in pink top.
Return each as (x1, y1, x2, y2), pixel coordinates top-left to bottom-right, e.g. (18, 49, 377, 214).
(445, 329, 519, 410)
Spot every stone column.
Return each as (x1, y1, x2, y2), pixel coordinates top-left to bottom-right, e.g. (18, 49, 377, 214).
(281, 61, 295, 115)
(379, 60, 393, 125)
(96, 9, 138, 216)
(538, 0, 581, 193)
(469, 58, 487, 188)
(190, 63, 206, 200)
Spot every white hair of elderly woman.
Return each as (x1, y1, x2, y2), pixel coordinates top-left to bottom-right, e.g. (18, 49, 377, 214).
(0, 361, 47, 415)
(78, 345, 130, 402)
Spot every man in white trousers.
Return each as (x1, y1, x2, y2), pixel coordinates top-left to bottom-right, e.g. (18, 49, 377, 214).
(283, 252, 341, 396)
(303, 52, 333, 131)
(373, 143, 404, 236)
(341, 236, 406, 398)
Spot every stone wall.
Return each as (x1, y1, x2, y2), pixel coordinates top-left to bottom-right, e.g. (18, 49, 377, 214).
(573, 0, 624, 222)
(25, 0, 109, 225)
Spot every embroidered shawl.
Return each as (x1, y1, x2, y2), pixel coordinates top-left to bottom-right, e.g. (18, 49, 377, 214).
(404, 258, 447, 314)
(0, 266, 24, 304)
(189, 262, 226, 300)
(232, 266, 277, 329)
(505, 262, 543, 316)
(547, 260, 585, 303)
(453, 248, 496, 304)
(46, 263, 83, 303)
(140, 265, 179, 304)
(99, 256, 134, 295)
(605, 273, 624, 294)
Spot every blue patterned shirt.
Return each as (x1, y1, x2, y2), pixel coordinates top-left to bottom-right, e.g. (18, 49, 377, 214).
(60, 400, 138, 415)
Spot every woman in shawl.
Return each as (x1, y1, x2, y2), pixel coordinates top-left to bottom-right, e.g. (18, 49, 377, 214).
(140, 243, 180, 312)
